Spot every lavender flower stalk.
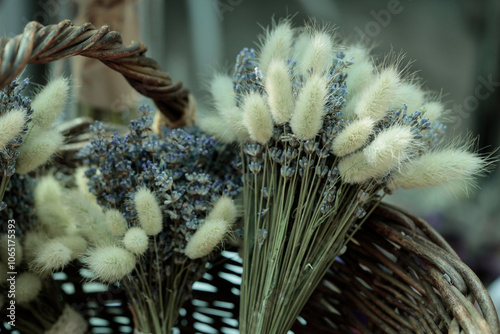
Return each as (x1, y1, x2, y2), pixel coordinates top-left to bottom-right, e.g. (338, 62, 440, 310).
(76, 106, 242, 333)
(202, 20, 489, 333)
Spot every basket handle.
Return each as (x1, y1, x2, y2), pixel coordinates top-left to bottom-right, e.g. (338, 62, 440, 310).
(0, 20, 189, 125)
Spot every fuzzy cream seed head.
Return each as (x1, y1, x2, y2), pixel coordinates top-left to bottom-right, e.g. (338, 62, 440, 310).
(393, 83, 425, 113)
(16, 127, 64, 174)
(210, 75, 236, 111)
(342, 46, 374, 119)
(0, 108, 26, 150)
(265, 60, 294, 124)
(134, 187, 163, 236)
(64, 190, 109, 245)
(363, 125, 413, 168)
(422, 101, 445, 122)
(296, 31, 335, 75)
(389, 148, 485, 193)
(30, 77, 70, 129)
(34, 175, 72, 238)
(15, 272, 42, 304)
(31, 240, 72, 274)
(84, 246, 136, 283)
(338, 146, 409, 184)
(198, 114, 237, 143)
(338, 151, 374, 184)
(290, 74, 328, 140)
(23, 231, 47, 263)
(242, 92, 274, 144)
(184, 219, 231, 259)
(55, 235, 88, 259)
(207, 196, 239, 224)
(259, 21, 294, 72)
(123, 227, 149, 255)
(221, 106, 251, 142)
(74, 167, 95, 200)
(331, 118, 374, 157)
(105, 209, 128, 237)
(354, 67, 401, 121)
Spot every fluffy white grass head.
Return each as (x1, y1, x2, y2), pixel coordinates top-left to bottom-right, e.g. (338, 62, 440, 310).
(355, 67, 401, 121)
(338, 151, 372, 183)
(210, 75, 236, 111)
(123, 227, 149, 255)
(31, 77, 70, 129)
(16, 127, 64, 174)
(64, 190, 113, 246)
(15, 272, 42, 304)
(290, 74, 328, 140)
(331, 118, 374, 157)
(35, 174, 62, 204)
(389, 148, 486, 194)
(31, 240, 72, 274)
(35, 175, 71, 236)
(265, 60, 294, 124)
(0, 108, 26, 150)
(55, 235, 88, 259)
(363, 125, 413, 168)
(0, 234, 23, 265)
(184, 219, 231, 259)
(134, 187, 163, 236)
(259, 21, 294, 72)
(84, 246, 136, 283)
(296, 31, 334, 75)
(242, 92, 274, 144)
(74, 167, 95, 199)
(22, 231, 47, 263)
(207, 196, 239, 223)
(339, 146, 409, 184)
(422, 101, 445, 122)
(342, 46, 374, 119)
(105, 209, 128, 237)
(198, 114, 237, 143)
(393, 83, 425, 113)
(222, 107, 251, 142)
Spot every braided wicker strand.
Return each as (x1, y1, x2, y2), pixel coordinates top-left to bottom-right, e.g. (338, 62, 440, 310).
(0, 20, 189, 125)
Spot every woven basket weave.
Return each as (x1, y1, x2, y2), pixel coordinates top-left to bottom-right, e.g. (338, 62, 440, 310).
(1, 21, 499, 334)
(0, 19, 190, 127)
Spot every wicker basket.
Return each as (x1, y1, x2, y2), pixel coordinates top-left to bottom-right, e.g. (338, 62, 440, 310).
(0, 19, 191, 127)
(173, 203, 500, 334)
(1, 21, 499, 334)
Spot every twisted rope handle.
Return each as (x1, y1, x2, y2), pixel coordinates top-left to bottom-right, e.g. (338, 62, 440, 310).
(0, 20, 189, 125)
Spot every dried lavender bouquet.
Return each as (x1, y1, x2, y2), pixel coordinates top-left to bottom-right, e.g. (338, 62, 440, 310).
(72, 106, 242, 333)
(201, 20, 489, 333)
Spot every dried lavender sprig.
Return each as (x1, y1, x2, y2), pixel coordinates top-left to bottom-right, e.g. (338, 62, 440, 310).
(77, 106, 242, 333)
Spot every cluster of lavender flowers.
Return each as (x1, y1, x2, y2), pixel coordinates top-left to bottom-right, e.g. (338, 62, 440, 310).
(0, 174, 35, 235)
(81, 105, 241, 257)
(79, 105, 242, 332)
(0, 79, 32, 211)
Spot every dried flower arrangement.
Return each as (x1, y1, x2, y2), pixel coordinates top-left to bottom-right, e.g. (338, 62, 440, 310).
(201, 20, 491, 333)
(0, 78, 89, 333)
(0, 18, 498, 334)
(63, 106, 242, 333)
